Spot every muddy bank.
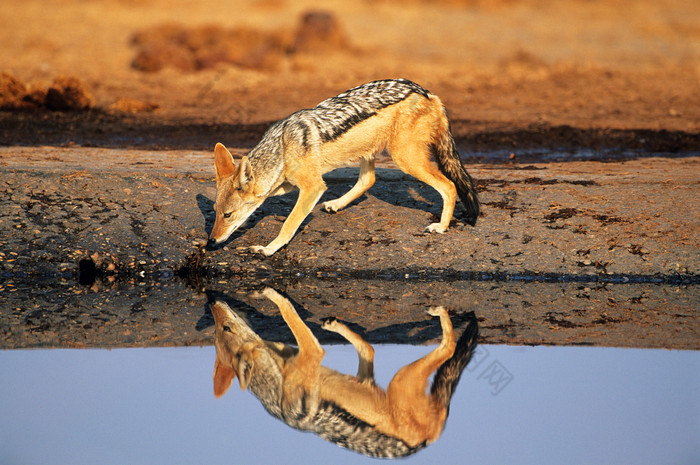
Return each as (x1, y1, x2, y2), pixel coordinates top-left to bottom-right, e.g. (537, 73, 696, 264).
(1, 147, 696, 279)
(0, 147, 697, 350)
(2, 274, 697, 350)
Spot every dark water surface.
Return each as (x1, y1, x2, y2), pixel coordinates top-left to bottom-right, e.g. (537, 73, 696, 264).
(2, 275, 697, 349)
(1, 344, 698, 465)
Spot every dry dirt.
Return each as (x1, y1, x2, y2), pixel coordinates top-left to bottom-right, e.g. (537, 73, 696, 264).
(1, 0, 699, 147)
(0, 0, 698, 350)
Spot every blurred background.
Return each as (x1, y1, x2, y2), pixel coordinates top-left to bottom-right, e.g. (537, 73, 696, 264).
(1, 0, 698, 135)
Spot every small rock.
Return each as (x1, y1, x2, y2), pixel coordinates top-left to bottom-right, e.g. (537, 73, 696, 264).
(45, 76, 94, 111)
(292, 10, 349, 53)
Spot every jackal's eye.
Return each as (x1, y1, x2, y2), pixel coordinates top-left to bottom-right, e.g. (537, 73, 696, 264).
(222, 325, 232, 333)
(223, 212, 232, 219)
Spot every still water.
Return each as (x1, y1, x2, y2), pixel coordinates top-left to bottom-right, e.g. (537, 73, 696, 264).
(1, 344, 698, 465)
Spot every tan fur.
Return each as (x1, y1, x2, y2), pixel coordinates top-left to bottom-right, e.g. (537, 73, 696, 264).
(209, 91, 470, 255)
(212, 288, 456, 453)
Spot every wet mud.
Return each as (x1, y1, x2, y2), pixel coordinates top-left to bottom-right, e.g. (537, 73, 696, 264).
(2, 272, 696, 350)
(1, 148, 697, 350)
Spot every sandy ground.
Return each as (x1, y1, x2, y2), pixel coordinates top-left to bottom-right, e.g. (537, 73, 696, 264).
(1, 0, 698, 349)
(1, 0, 699, 140)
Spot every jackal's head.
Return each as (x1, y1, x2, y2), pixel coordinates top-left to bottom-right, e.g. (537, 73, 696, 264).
(208, 143, 264, 247)
(210, 299, 261, 397)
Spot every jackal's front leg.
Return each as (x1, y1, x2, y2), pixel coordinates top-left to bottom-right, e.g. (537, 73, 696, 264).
(322, 317, 375, 383)
(250, 184, 326, 256)
(262, 288, 324, 376)
(322, 157, 376, 213)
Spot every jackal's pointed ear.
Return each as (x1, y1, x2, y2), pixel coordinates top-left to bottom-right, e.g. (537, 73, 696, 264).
(238, 157, 254, 193)
(213, 358, 236, 398)
(237, 357, 254, 391)
(214, 143, 237, 186)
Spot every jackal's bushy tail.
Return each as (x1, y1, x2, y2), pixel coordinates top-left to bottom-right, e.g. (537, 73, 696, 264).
(432, 104, 480, 226)
(430, 311, 479, 408)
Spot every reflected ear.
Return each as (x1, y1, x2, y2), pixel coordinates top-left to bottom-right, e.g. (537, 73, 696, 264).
(237, 358, 254, 391)
(238, 157, 254, 193)
(213, 358, 236, 398)
(214, 143, 237, 186)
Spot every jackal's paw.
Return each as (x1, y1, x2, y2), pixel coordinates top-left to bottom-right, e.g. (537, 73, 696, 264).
(427, 306, 448, 317)
(426, 223, 447, 234)
(322, 201, 340, 213)
(250, 245, 275, 256)
(321, 317, 339, 331)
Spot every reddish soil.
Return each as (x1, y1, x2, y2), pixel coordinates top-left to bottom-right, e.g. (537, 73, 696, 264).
(1, 0, 699, 150)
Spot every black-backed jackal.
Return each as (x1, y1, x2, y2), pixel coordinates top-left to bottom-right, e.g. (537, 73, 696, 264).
(211, 288, 479, 458)
(208, 79, 480, 255)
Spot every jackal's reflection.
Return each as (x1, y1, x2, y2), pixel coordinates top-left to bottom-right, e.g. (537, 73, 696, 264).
(211, 288, 478, 458)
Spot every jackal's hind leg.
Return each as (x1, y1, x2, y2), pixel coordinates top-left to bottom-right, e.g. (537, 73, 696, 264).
(322, 157, 375, 213)
(322, 317, 375, 383)
(382, 306, 456, 444)
(387, 306, 455, 399)
(427, 306, 455, 354)
(389, 143, 457, 234)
